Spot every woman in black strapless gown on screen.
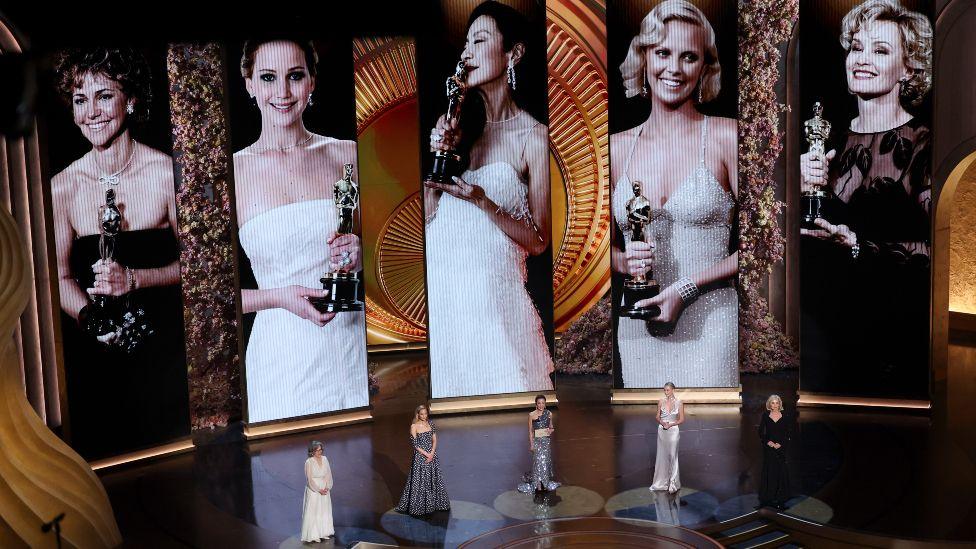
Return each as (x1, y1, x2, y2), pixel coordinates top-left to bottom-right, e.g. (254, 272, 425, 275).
(50, 47, 189, 460)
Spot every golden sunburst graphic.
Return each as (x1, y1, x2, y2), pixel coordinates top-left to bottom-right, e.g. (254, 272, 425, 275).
(354, 37, 427, 343)
(547, 0, 611, 330)
(354, 2, 609, 344)
(376, 194, 427, 328)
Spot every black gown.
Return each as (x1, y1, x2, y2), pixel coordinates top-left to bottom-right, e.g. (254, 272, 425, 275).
(758, 412, 792, 508)
(63, 228, 190, 460)
(395, 421, 451, 516)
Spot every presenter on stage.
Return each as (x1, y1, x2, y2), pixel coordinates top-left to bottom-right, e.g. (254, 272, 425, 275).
(651, 382, 683, 493)
(758, 395, 791, 510)
(300, 441, 335, 542)
(517, 395, 560, 493)
(396, 404, 451, 516)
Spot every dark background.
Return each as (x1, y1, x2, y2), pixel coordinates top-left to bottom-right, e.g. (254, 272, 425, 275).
(416, 0, 557, 364)
(606, 0, 739, 389)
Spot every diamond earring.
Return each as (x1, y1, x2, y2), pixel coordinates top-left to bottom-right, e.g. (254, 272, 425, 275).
(507, 59, 517, 91)
(308, 93, 314, 106)
(126, 103, 135, 115)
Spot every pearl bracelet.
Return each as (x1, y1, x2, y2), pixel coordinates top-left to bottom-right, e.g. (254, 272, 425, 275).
(675, 277, 699, 303)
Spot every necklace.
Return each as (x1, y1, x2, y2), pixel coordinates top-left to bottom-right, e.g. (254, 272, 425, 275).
(485, 110, 523, 125)
(252, 133, 314, 153)
(94, 140, 136, 186)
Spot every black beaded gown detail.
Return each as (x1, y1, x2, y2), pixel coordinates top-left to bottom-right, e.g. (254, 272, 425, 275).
(63, 228, 190, 460)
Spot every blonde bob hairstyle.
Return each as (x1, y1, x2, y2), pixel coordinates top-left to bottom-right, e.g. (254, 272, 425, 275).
(840, 0, 933, 106)
(765, 394, 784, 411)
(619, 0, 721, 102)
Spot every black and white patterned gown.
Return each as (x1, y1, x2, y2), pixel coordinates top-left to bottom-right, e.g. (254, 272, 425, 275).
(395, 421, 451, 516)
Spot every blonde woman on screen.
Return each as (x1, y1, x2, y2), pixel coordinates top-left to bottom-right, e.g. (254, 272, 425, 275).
(233, 38, 367, 423)
(611, 0, 738, 389)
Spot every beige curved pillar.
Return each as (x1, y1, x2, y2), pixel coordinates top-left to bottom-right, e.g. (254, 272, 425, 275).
(0, 207, 122, 547)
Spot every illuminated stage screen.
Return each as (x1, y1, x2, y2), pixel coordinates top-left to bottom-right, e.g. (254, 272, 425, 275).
(798, 0, 933, 401)
(224, 36, 370, 425)
(419, 0, 557, 400)
(607, 0, 741, 391)
(37, 45, 192, 460)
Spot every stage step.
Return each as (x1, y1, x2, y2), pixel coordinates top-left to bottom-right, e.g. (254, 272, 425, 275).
(706, 516, 801, 549)
(727, 529, 793, 549)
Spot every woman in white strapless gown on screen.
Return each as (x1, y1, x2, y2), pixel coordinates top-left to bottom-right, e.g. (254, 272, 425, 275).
(611, 0, 738, 389)
(233, 39, 367, 423)
(425, 1, 554, 399)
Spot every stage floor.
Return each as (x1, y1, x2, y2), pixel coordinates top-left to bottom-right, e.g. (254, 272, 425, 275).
(101, 344, 976, 548)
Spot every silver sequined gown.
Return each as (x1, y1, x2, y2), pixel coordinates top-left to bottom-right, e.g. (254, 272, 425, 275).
(651, 398, 681, 493)
(517, 409, 560, 493)
(612, 117, 739, 388)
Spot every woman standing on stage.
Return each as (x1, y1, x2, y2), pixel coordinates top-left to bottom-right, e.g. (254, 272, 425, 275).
(517, 394, 560, 493)
(300, 440, 335, 542)
(758, 395, 791, 510)
(651, 382, 683, 493)
(396, 404, 451, 516)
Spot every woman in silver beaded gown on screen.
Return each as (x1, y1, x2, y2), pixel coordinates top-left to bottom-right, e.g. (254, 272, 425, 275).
(517, 395, 560, 493)
(611, 0, 738, 389)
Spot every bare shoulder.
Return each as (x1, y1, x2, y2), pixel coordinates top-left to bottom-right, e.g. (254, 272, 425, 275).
(137, 143, 176, 181)
(313, 135, 357, 160)
(50, 159, 85, 199)
(610, 126, 640, 165)
(709, 116, 738, 146)
(522, 119, 548, 151)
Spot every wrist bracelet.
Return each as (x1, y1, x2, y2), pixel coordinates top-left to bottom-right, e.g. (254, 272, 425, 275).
(125, 267, 136, 291)
(851, 242, 860, 260)
(675, 277, 700, 303)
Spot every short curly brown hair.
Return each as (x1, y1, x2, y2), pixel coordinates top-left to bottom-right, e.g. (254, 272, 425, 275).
(54, 47, 153, 122)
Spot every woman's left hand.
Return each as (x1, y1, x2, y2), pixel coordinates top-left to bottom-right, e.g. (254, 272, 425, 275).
(88, 259, 130, 297)
(547, 427, 554, 435)
(424, 176, 487, 208)
(800, 218, 857, 248)
(328, 232, 362, 272)
(635, 284, 686, 324)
